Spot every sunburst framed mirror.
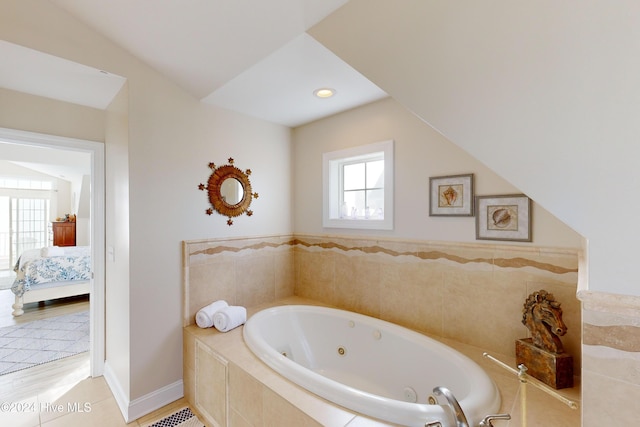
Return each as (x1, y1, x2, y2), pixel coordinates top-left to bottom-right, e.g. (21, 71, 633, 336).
(199, 158, 258, 225)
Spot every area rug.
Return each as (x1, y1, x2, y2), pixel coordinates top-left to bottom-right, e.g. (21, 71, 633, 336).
(0, 275, 14, 290)
(0, 310, 89, 375)
(145, 407, 205, 427)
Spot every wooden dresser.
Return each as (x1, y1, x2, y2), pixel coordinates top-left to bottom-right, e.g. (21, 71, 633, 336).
(52, 221, 76, 246)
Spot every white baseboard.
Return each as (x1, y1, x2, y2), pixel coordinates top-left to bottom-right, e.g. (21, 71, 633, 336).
(103, 361, 184, 423)
(128, 378, 184, 422)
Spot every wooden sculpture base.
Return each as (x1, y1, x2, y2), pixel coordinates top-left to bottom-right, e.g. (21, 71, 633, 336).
(515, 338, 573, 389)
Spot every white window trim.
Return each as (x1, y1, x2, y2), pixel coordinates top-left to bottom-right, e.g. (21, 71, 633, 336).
(323, 139, 394, 230)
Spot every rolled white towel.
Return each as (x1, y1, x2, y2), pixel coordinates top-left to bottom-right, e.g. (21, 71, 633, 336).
(195, 300, 229, 328)
(213, 306, 247, 332)
(40, 246, 65, 257)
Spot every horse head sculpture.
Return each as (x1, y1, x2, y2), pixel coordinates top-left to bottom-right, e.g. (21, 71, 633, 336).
(522, 290, 567, 354)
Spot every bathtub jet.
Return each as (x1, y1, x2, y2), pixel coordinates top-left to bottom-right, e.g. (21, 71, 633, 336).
(243, 305, 501, 427)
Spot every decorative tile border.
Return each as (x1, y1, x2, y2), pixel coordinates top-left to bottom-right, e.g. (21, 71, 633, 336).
(293, 239, 577, 275)
(189, 240, 296, 258)
(185, 235, 578, 274)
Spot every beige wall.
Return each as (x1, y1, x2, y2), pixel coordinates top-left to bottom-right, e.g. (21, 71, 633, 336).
(105, 83, 131, 397)
(0, 87, 98, 249)
(311, 0, 640, 298)
(0, 87, 104, 142)
(0, 86, 100, 226)
(293, 97, 583, 248)
(1, 0, 294, 417)
(125, 74, 292, 403)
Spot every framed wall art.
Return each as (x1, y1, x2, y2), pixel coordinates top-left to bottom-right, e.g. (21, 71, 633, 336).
(429, 173, 474, 216)
(475, 194, 532, 242)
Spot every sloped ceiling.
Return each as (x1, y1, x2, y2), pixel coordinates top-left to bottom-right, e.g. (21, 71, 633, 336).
(310, 0, 640, 296)
(0, 140, 90, 185)
(0, 39, 126, 110)
(0, 1, 386, 181)
(41, 0, 387, 127)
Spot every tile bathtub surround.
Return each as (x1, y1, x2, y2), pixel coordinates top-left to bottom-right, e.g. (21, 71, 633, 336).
(183, 297, 581, 427)
(579, 290, 640, 425)
(183, 234, 581, 373)
(293, 235, 581, 373)
(183, 235, 296, 327)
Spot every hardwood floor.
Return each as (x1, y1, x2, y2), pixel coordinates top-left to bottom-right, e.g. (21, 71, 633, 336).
(0, 288, 89, 328)
(0, 289, 194, 427)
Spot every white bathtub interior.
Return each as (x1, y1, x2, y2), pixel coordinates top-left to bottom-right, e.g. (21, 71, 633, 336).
(243, 305, 501, 427)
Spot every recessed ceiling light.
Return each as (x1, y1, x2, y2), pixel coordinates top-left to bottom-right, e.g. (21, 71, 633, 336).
(313, 88, 336, 98)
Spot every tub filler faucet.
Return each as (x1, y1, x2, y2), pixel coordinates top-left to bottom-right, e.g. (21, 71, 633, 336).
(432, 386, 469, 427)
(427, 385, 511, 427)
(479, 413, 512, 426)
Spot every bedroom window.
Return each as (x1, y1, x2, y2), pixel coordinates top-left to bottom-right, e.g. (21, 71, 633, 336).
(0, 177, 52, 190)
(323, 140, 394, 230)
(0, 178, 53, 269)
(11, 197, 50, 254)
(0, 197, 50, 270)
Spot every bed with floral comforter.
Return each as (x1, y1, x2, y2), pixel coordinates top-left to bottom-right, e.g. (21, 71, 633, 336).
(10, 246, 91, 316)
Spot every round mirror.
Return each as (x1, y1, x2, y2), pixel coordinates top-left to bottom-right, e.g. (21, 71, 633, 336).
(204, 163, 254, 220)
(220, 177, 244, 205)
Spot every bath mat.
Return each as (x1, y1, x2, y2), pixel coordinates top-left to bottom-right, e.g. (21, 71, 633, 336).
(0, 310, 89, 375)
(147, 407, 204, 427)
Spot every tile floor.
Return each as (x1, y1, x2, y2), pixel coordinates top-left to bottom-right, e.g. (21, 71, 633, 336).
(0, 288, 194, 427)
(0, 352, 192, 427)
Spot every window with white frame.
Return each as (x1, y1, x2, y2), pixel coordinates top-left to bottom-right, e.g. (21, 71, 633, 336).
(0, 178, 54, 269)
(323, 140, 394, 230)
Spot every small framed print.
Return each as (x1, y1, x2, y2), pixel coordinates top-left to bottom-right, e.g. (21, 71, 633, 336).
(429, 174, 474, 216)
(475, 194, 532, 242)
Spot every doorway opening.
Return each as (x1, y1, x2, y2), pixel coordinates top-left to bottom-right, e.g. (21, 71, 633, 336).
(0, 127, 105, 378)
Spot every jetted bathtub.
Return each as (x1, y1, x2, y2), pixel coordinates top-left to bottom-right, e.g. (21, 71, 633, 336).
(243, 305, 501, 427)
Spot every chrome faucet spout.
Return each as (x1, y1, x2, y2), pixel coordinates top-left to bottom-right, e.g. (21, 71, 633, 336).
(433, 386, 469, 427)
